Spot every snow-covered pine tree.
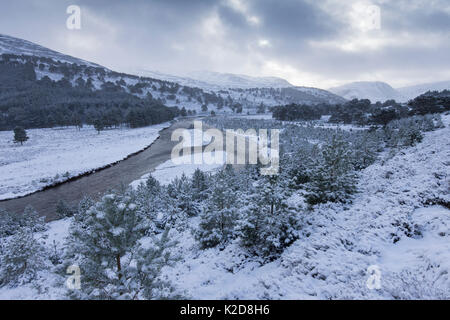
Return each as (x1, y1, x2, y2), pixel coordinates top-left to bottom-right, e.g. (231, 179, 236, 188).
(13, 126, 29, 145)
(143, 174, 160, 193)
(76, 196, 95, 219)
(132, 228, 181, 299)
(168, 174, 199, 217)
(64, 190, 179, 299)
(195, 169, 239, 249)
(0, 209, 20, 237)
(134, 175, 178, 233)
(191, 168, 209, 201)
(0, 227, 47, 286)
(238, 175, 299, 258)
(351, 131, 379, 170)
(306, 134, 358, 205)
(286, 143, 319, 189)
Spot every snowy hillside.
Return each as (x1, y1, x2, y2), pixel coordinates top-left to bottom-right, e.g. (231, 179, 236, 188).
(134, 69, 293, 90)
(329, 81, 406, 103)
(0, 34, 344, 112)
(0, 34, 100, 68)
(131, 69, 223, 91)
(397, 81, 450, 101)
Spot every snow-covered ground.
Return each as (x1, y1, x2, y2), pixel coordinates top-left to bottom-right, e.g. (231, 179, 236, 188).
(0, 116, 448, 300)
(163, 115, 450, 299)
(0, 218, 71, 300)
(0, 123, 170, 200)
(130, 151, 227, 187)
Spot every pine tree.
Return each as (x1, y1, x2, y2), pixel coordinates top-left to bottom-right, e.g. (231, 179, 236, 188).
(134, 175, 171, 233)
(169, 174, 199, 217)
(145, 175, 161, 195)
(13, 126, 29, 145)
(64, 191, 179, 299)
(132, 229, 180, 299)
(351, 132, 379, 170)
(65, 192, 143, 298)
(0, 227, 47, 286)
(191, 169, 209, 201)
(93, 119, 104, 134)
(287, 144, 319, 189)
(195, 170, 239, 249)
(238, 176, 299, 258)
(397, 120, 423, 146)
(0, 209, 19, 237)
(306, 135, 358, 205)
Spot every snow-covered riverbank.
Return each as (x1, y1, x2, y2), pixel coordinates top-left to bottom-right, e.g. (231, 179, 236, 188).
(0, 123, 171, 200)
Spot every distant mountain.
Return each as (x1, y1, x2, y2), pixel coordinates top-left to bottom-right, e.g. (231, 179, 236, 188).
(186, 70, 293, 89)
(131, 69, 223, 90)
(329, 81, 406, 103)
(133, 69, 344, 104)
(0, 34, 101, 68)
(133, 69, 293, 89)
(397, 81, 450, 101)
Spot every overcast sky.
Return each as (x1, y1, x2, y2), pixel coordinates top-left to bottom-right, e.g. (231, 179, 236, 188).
(0, 0, 449, 88)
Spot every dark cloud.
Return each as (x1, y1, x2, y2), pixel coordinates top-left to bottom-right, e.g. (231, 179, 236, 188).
(0, 0, 448, 87)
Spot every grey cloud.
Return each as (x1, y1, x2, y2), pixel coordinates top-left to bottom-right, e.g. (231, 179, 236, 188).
(0, 0, 448, 87)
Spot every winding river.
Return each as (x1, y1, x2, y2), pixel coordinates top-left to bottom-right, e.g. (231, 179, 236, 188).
(0, 120, 194, 221)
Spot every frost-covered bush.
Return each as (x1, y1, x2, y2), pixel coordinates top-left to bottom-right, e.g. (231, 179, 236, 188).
(0, 209, 19, 238)
(56, 200, 76, 219)
(20, 205, 47, 233)
(384, 114, 445, 148)
(0, 227, 47, 286)
(74, 196, 95, 224)
(0, 206, 47, 237)
(383, 269, 450, 300)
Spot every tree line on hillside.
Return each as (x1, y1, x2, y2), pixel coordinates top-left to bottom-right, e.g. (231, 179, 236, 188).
(0, 53, 239, 116)
(0, 60, 180, 131)
(272, 90, 450, 125)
